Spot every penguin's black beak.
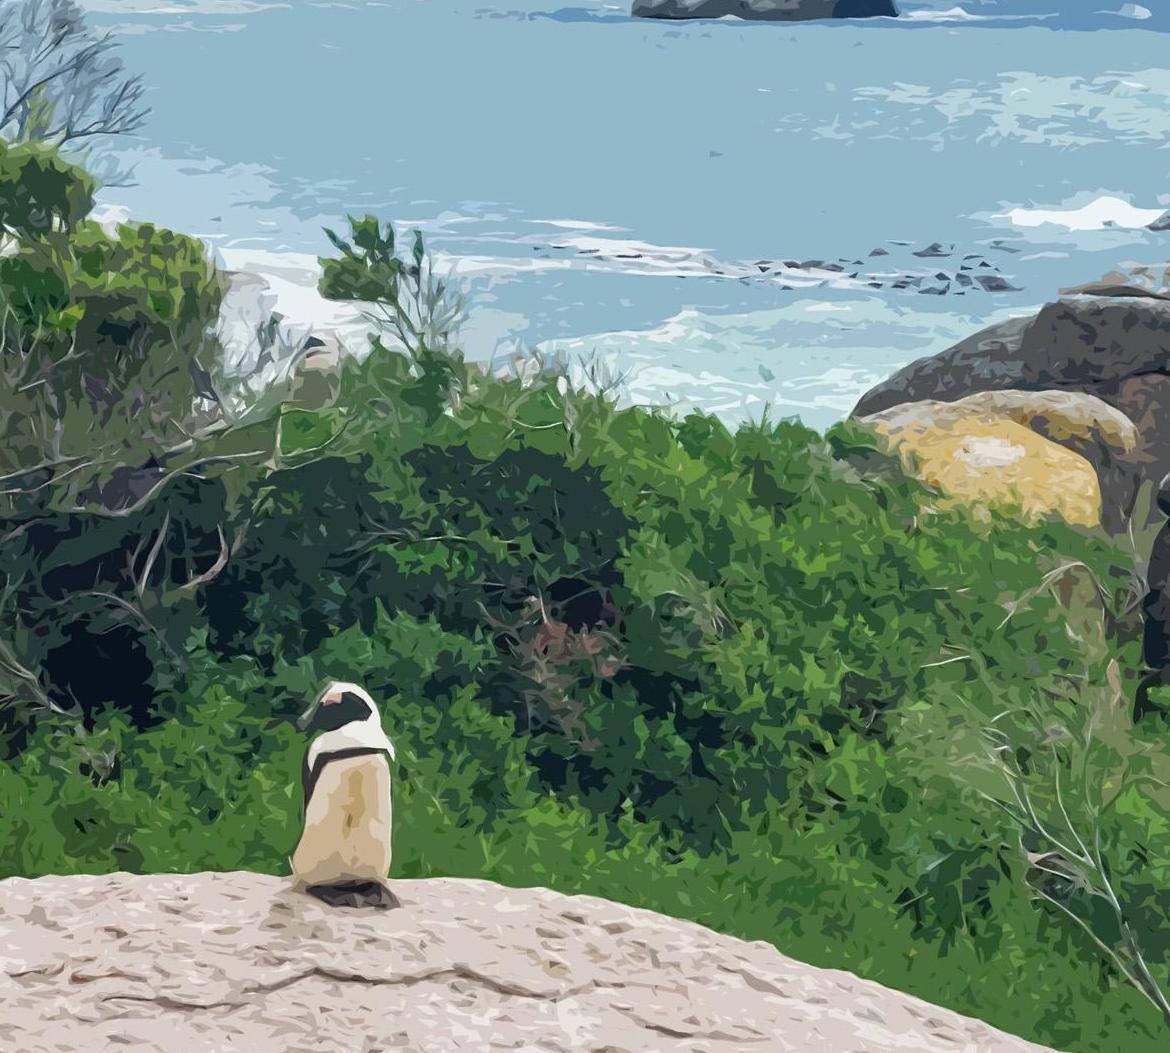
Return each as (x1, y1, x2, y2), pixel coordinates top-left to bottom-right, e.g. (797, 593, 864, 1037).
(296, 696, 322, 732)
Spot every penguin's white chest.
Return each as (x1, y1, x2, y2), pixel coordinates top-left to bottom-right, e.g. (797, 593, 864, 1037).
(292, 752, 393, 887)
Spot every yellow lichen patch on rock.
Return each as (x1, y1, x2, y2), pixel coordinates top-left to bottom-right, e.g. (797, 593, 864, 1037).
(951, 389, 1138, 458)
(864, 404, 1102, 527)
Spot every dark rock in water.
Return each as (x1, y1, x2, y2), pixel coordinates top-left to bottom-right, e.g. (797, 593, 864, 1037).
(834, 0, 896, 12)
(913, 242, 952, 258)
(1147, 210, 1170, 232)
(631, 0, 897, 20)
(851, 295, 1170, 530)
(975, 275, 1019, 292)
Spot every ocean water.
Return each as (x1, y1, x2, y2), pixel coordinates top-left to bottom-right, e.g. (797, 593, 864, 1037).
(85, 0, 1170, 430)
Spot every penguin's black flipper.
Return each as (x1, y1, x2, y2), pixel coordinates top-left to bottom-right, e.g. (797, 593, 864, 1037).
(307, 881, 400, 910)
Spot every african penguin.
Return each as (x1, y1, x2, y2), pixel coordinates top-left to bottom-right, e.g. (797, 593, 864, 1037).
(291, 681, 399, 909)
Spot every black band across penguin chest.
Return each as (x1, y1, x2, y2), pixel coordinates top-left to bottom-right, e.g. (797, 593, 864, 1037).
(301, 747, 391, 812)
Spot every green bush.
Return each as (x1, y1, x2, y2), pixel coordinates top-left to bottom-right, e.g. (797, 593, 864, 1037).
(0, 142, 227, 518)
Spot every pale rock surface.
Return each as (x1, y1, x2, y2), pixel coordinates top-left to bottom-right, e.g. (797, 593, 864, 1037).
(0, 871, 1062, 1053)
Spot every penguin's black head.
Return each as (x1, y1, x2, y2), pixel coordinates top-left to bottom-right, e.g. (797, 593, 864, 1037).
(298, 685, 377, 734)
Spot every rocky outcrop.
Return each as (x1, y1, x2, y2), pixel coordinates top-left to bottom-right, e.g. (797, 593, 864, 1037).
(854, 298, 1170, 418)
(861, 399, 1104, 528)
(632, 0, 897, 21)
(0, 871, 1060, 1052)
(853, 293, 1170, 528)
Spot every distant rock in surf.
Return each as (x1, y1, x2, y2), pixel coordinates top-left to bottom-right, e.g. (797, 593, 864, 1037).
(632, 0, 898, 21)
(1149, 210, 1170, 233)
(974, 274, 1020, 292)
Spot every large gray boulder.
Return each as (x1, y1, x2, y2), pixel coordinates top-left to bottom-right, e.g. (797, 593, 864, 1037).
(852, 296, 1170, 528)
(854, 298, 1170, 418)
(632, 0, 897, 21)
(0, 870, 1060, 1052)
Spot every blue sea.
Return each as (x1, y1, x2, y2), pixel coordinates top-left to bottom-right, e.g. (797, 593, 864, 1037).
(86, 0, 1170, 429)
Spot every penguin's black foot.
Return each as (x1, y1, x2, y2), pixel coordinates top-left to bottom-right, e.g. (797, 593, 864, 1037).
(306, 880, 400, 910)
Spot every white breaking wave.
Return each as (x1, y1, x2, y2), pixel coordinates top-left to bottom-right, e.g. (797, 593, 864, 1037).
(854, 70, 1170, 149)
(535, 300, 1010, 428)
(217, 248, 363, 335)
(528, 218, 628, 233)
(993, 194, 1165, 231)
(1104, 4, 1152, 20)
(901, 4, 1051, 23)
(81, 1, 286, 12)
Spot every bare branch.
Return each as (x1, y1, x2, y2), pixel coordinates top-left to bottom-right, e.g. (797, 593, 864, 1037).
(133, 510, 170, 600)
(0, 0, 149, 162)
